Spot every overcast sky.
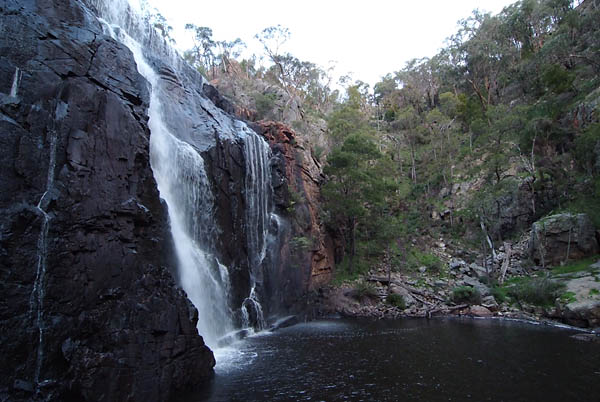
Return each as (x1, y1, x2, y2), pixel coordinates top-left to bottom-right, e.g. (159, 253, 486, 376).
(146, 0, 516, 87)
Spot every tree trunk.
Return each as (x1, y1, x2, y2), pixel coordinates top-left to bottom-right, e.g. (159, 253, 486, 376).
(410, 143, 417, 183)
(348, 217, 356, 272)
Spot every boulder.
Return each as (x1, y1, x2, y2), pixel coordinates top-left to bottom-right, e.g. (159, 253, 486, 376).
(559, 274, 600, 327)
(449, 259, 465, 270)
(481, 295, 499, 311)
(529, 213, 599, 266)
(389, 285, 416, 307)
(469, 305, 493, 317)
(461, 276, 491, 297)
(468, 263, 488, 278)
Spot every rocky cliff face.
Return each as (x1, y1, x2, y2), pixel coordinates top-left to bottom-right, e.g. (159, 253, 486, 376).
(529, 213, 600, 266)
(252, 121, 335, 293)
(0, 0, 214, 400)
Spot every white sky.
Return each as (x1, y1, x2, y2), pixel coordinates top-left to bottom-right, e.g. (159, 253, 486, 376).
(147, 0, 516, 87)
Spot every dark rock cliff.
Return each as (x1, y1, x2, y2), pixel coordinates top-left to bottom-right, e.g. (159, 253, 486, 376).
(0, 0, 214, 400)
(197, 89, 337, 318)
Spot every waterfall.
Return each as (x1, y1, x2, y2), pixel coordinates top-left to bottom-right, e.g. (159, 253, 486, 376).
(99, 24, 233, 347)
(10, 67, 21, 98)
(240, 133, 275, 330)
(243, 134, 272, 268)
(90, 0, 283, 348)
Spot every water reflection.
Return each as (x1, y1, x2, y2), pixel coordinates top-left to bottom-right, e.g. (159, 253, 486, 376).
(186, 318, 600, 402)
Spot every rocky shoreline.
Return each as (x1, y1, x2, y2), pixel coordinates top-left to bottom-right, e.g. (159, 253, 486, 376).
(310, 216, 600, 333)
(312, 282, 600, 344)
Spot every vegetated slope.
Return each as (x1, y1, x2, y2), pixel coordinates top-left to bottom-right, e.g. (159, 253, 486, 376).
(166, 1, 599, 322)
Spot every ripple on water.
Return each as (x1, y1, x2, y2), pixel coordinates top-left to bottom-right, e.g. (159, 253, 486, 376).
(193, 318, 600, 402)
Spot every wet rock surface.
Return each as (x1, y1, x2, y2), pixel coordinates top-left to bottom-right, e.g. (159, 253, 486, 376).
(251, 121, 335, 305)
(0, 1, 214, 400)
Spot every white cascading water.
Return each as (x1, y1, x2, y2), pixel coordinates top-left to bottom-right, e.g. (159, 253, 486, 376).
(116, 28, 233, 348)
(241, 133, 273, 330)
(91, 0, 280, 349)
(10, 67, 21, 98)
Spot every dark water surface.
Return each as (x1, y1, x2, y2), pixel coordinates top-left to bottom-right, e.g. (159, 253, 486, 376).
(190, 318, 600, 402)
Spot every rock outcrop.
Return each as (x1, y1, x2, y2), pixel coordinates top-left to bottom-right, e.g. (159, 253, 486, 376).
(559, 273, 600, 327)
(253, 121, 335, 293)
(529, 213, 599, 266)
(0, 0, 214, 400)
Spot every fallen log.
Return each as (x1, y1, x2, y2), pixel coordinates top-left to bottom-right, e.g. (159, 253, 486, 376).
(368, 276, 446, 303)
(425, 303, 469, 318)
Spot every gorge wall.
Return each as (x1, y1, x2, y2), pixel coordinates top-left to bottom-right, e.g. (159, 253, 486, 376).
(0, 0, 214, 400)
(0, 0, 334, 400)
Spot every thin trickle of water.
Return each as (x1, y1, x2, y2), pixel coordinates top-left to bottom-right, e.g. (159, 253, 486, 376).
(29, 124, 59, 385)
(9, 67, 21, 97)
(241, 286, 267, 331)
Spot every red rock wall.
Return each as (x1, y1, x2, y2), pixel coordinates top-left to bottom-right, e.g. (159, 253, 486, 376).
(254, 121, 334, 290)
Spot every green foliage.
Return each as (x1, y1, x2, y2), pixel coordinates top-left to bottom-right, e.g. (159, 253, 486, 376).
(574, 123, 600, 175)
(178, 0, 600, 283)
(383, 109, 396, 122)
(589, 289, 600, 296)
(326, 86, 372, 143)
(491, 286, 508, 304)
(560, 180, 600, 228)
(285, 187, 304, 213)
(451, 286, 482, 304)
(323, 121, 401, 273)
(559, 291, 577, 304)
(354, 281, 378, 300)
(405, 248, 443, 273)
(507, 276, 564, 306)
(439, 92, 460, 118)
(253, 92, 278, 119)
(332, 255, 369, 284)
(386, 293, 406, 309)
(290, 236, 312, 252)
(542, 64, 575, 94)
(551, 256, 600, 275)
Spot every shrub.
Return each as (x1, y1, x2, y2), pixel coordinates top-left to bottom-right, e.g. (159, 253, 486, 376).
(290, 236, 312, 252)
(354, 281, 378, 300)
(332, 256, 371, 285)
(406, 248, 443, 273)
(491, 286, 508, 303)
(451, 286, 481, 304)
(551, 256, 599, 275)
(386, 293, 406, 309)
(560, 291, 577, 304)
(507, 276, 564, 306)
(253, 92, 278, 120)
(574, 123, 600, 175)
